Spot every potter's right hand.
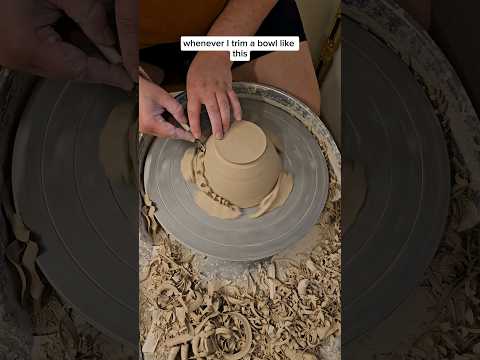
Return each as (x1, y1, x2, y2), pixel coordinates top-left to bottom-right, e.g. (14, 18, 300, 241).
(139, 77, 195, 141)
(187, 52, 242, 140)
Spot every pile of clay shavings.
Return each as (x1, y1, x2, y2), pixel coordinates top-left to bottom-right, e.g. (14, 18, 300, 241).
(390, 140, 480, 360)
(139, 186, 341, 360)
(31, 293, 136, 359)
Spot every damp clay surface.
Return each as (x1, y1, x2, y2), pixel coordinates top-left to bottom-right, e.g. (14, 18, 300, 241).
(180, 121, 293, 219)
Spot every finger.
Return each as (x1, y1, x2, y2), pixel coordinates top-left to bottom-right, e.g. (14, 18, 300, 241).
(216, 92, 231, 132)
(187, 96, 202, 139)
(83, 56, 133, 90)
(153, 87, 188, 127)
(227, 89, 242, 121)
(204, 96, 223, 140)
(51, 0, 115, 46)
(140, 115, 174, 137)
(172, 127, 195, 142)
(116, 0, 139, 81)
(141, 115, 194, 142)
(33, 28, 132, 90)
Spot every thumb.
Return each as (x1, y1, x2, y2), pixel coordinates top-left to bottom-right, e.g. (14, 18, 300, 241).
(149, 121, 195, 142)
(172, 127, 195, 142)
(153, 85, 189, 127)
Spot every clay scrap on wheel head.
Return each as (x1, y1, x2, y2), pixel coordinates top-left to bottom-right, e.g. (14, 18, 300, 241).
(144, 82, 334, 261)
(180, 120, 294, 219)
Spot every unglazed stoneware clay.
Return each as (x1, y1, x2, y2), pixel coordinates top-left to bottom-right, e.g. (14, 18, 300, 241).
(204, 121, 282, 208)
(194, 192, 242, 219)
(180, 147, 196, 183)
(180, 120, 294, 219)
(250, 172, 294, 219)
(214, 120, 267, 164)
(181, 146, 242, 219)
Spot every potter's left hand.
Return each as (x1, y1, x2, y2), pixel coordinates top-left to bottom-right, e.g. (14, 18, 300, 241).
(186, 52, 242, 140)
(139, 77, 195, 141)
(0, 0, 134, 90)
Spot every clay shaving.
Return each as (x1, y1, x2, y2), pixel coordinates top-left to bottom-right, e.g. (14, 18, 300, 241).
(181, 147, 242, 219)
(141, 137, 340, 360)
(141, 112, 340, 359)
(140, 192, 340, 359)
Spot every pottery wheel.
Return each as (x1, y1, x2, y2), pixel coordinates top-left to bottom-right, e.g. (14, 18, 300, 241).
(144, 82, 331, 261)
(342, 17, 450, 344)
(12, 80, 138, 345)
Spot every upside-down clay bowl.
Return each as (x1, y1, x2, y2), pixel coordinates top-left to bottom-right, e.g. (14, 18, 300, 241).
(203, 121, 281, 208)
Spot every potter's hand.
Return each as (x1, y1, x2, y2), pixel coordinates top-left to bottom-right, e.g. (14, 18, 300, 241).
(139, 77, 195, 141)
(187, 52, 242, 139)
(0, 0, 132, 90)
